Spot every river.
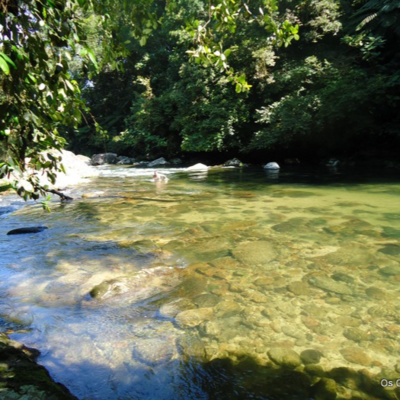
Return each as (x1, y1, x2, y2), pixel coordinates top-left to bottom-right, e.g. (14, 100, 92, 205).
(1, 165, 400, 399)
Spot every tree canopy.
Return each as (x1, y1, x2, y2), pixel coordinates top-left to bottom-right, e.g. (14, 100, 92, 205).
(1, 0, 399, 201)
(0, 0, 297, 200)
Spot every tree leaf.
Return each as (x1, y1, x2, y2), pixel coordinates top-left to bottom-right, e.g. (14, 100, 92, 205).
(0, 57, 10, 75)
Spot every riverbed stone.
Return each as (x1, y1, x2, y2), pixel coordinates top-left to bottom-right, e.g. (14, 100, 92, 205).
(378, 244, 400, 256)
(232, 241, 278, 267)
(175, 308, 214, 328)
(379, 265, 400, 276)
(89, 278, 129, 300)
(267, 348, 301, 368)
(340, 347, 372, 366)
(308, 276, 353, 295)
(159, 298, 195, 318)
(194, 293, 221, 308)
(300, 349, 322, 365)
(311, 378, 337, 400)
(214, 300, 243, 317)
(365, 286, 387, 300)
(7, 226, 48, 235)
(288, 281, 311, 296)
(133, 337, 176, 365)
(343, 328, 374, 342)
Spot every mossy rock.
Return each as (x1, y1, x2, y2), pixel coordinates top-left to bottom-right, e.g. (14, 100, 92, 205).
(0, 334, 76, 399)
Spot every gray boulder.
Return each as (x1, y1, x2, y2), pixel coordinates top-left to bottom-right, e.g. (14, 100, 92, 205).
(148, 157, 169, 168)
(91, 153, 118, 165)
(264, 161, 280, 170)
(223, 158, 244, 167)
(116, 156, 135, 165)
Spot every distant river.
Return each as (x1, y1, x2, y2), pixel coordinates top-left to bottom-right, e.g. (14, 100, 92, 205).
(1, 165, 400, 399)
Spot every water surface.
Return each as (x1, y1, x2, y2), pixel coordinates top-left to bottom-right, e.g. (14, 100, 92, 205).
(1, 166, 400, 399)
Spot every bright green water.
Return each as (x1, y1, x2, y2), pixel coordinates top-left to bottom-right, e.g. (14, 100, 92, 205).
(1, 166, 400, 399)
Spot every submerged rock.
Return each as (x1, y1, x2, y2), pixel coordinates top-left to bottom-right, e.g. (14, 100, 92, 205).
(7, 226, 48, 235)
(175, 307, 214, 328)
(89, 278, 129, 300)
(340, 347, 372, 366)
(267, 348, 301, 368)
(133, 337, 176, 365)
(300, 349, 323, 365)
(308, 276, 353, 295)
(159, 298, 195, 318)
(232, 241, 277, 267)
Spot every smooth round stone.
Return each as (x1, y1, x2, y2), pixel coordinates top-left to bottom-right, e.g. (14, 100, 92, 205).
(379, 266, 400, 276)
(194, 294, 221, 308)
(343, 328, 373, 342)
(133, 338, 176, 365)
(378, 244, 400, 256)
(159, 298, 195, 318)
(308, 276, 353, 295)
(300, 349, 322, 364)
(340, 347, 372, 366)
(267, 348, 301, 368)
(175, 308, 214, 328)
(214, 300, 243, 317)
(281, 325, 307, 340)
(232, 241, 277, 267)
(365, 286, 387, 300)
(288, 281, 311, 296)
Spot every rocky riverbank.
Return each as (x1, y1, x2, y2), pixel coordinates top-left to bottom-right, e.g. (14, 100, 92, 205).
(0, 333, 76, 399)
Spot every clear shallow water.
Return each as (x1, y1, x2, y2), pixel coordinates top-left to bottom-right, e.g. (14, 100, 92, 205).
(1, 166, 400, 399)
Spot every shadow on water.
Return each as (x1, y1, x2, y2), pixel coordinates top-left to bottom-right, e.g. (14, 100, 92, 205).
(40, 349, 400, 400)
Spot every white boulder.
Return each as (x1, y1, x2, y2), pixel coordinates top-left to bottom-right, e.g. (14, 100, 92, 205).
(263, 162, 280, 170)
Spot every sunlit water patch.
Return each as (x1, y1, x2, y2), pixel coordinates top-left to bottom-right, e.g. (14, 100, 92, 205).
(1, 167, 400, 399)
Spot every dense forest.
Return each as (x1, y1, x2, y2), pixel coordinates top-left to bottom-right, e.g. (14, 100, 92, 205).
(66, 0, 400, 163)
(1, 0, 400, 199)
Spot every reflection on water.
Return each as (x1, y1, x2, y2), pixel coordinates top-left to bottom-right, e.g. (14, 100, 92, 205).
(1, 166, 400, 399)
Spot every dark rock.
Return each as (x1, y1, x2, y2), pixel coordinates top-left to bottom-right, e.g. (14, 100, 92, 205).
(116, 156, 135, 165)
(91, 153, 118, 165)
(223, 158, 244, 167)
(378, 244, 400, 256)
(7, 226, 48, 235)
(379, 265, 400, 276)
(148, 157, 169, 168)
(89, 278, 128, 300)
(0, 333, 76, 399)
(300, 349, 323, 364)
(311, 378, 337, 400)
